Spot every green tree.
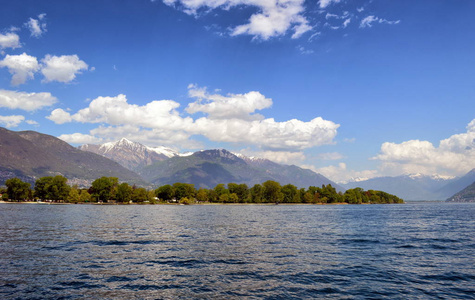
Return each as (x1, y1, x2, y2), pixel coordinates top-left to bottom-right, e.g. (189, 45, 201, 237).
(250, 184, 263, 203)
(172, 182, 196, 200)
(155, 184, 175, 201)
(262, 180, 283, 203)
(91, 177, 118, 202)
(34, 176, 53, 200)
(5, 178, 31, 201)
(132, 187, 148, 203)
(116, 182, 133, 203)
(228, 183, 249, 203)
(67, 187, 81, 203)
(214, 183, 228, 197)
(281, 184, 298, 203)
(34, 176, 71, 201)
(79, 190, 92, 202)
(196, 188, 209, 202)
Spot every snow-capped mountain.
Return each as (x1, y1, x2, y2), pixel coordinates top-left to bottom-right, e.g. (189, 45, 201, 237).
(79, 138, 180, 172)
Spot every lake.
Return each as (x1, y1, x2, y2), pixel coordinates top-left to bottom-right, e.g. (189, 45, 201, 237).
(1, 202, 474, 299)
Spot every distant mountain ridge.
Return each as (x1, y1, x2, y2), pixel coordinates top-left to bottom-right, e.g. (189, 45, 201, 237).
(140, 149, 344, 190)
(343, 170, 475, 201)
(81, 139, 343, 190)
(0, 128, 145, 186)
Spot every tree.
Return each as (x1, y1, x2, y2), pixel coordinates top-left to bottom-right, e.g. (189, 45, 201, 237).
(228, 183, 249, 203)
(262, 180, 283, 203)
(5, 178, 31, 201)
(250, 184, 263, 203)
(173, 183, 196, 200)
(34, 176, 71, 201)
(67, 187, 81, 203)
(214, 183, 228, 197)
(34, 176, 53, 200)
(132, 187, 148, 203)
(116, 182, 133, 203)
(281, 184, 298, 203)
(155, 184, 175, 201)
(196, 188, 209, 202)
(91, 177, 118, 202)
(79, 190, 92, 202)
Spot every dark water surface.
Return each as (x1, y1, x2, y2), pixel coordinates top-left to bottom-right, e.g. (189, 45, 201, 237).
(1, 202, 474, 299)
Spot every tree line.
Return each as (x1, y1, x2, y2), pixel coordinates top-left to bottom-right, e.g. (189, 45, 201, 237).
(1, 176, 404, 204)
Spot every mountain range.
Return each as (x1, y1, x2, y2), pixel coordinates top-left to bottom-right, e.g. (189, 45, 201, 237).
(0, 127, 145, 186)
(342, 171, 475, 201)
(81, 139, 344, 191)
(2, 127, 474, 200)
(0, 128, 342, 190)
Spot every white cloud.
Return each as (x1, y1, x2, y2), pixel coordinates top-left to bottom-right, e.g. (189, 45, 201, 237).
(372, 119, 475, 177)
(360, 15, 400, 28)
(46, 108, 72, 124)
(163, 0, 312, 40)
(25, 119, 39, 126)
(25, 14, 47, 38)
(0, 115, 25, 128)
(47, 86, 339, 151)
(0, 32, 20, 49)
(58, 133, 103, 144)
(360, 15, 378, 28)
(0, 53, 40, 85)
(318, 0, 340, 9)
(192, 115, 338, 151)
(0, 89, 57, 111)
(186, 85, 272, 120)
(342, 18, 351, 28)
(41, 55, 89, 83)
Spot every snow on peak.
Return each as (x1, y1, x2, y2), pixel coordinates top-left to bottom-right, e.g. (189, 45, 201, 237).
(147, 146, 179, 158)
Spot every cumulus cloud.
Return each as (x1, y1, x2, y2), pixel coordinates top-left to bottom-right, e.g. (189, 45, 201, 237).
(58, 133, 103, 144)
(41, 55, 89, 83)
(0, 115, 25, 128)
(0, 32, 20, 49)
(0, 89, 57, 111)
(25, 13, 47, 38)
(372, 119, 475, 177)
(360, 15, 400, 28)
(46, 108, 72, 124)
(192, 116, 338, 150)
(47, 86, 339, 151)
(162, 0, 312, 40)
(0, 53, 40, 85)
(186, 85, 272, 120)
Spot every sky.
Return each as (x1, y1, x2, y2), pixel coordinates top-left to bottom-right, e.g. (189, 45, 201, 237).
(0, 0, 474, 183)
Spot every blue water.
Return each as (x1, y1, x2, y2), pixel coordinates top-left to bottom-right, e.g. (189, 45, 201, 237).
(0, 202, 474, 299)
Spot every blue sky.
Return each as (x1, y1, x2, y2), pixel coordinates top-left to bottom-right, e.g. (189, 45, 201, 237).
(1, 0, 474, 182)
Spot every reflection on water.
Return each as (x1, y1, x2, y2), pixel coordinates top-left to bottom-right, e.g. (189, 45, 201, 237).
(1, 203, 474, 299)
